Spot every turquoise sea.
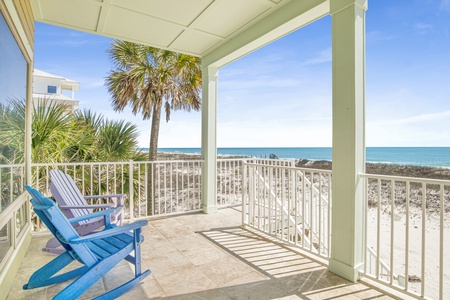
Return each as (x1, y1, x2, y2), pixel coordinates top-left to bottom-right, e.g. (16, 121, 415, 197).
(154, 147, 450, 168)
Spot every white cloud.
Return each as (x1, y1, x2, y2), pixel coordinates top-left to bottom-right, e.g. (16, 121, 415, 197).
(372, 110, 450, 126)
(302, 48, 332, 66)
(414, 22, 433, 35)
(81, 79, 105, 89)
(367, 31, 396, 44)
(220, 77, 302, 90)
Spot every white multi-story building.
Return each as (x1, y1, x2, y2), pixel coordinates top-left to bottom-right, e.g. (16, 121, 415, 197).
(33, 69, 80, 111)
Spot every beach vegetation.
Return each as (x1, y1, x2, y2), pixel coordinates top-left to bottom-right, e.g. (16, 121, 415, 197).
(0, 99, 145, 199)
(0, 99, 143, 164)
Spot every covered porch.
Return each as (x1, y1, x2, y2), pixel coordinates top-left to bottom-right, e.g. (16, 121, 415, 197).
(8, 206, 413, 300)
(2, 0, 448, 299)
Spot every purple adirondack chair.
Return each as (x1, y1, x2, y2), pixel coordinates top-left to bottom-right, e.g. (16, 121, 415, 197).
(43, 169, 125, 254)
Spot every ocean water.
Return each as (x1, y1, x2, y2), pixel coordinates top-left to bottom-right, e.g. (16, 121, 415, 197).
(154, 147, 450, 168)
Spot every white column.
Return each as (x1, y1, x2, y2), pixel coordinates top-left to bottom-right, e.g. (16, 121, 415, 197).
(201, 66, 218, 214)
(329, 0, 367, 282)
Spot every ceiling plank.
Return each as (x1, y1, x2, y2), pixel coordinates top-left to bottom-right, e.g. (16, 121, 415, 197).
(202, 0, 329, 67)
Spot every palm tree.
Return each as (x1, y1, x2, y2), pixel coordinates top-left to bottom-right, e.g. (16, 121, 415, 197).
(0, 98, 25, 164)
(31, 99, 93, 163)
(74, 109, 146, 162)
(105, 40, 202, 162)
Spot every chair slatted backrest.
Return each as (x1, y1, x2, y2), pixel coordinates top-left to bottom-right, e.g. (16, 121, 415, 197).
(50, 170, 92, 219)
(26, 186, 99, 267)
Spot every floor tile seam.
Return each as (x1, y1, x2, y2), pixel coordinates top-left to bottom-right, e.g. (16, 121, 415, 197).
(243, 227, 332, 268)
(153, 222, 198, 256)
(301, 284, 375, 299)
(260, 261, 323, 272)
(255, 257, 311, 267)
(218, 246, 284, 254)
(199, 264, 257, 288)
(212, 240, 276, 248)
(204, 235, 264, 242)
(268, 267, 327, 278)
(229, 246, 290, 255)
(203, 229, 264, 239)
(145, 225, 199, 272)
(195, 249, 275, 280)
(238, 251, 296, 260)
(148, 274, 171, 298)
(155, 270, 222, 297)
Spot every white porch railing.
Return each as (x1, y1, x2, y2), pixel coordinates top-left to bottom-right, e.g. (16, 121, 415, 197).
(242, 160, 332, 258)
(243, 160, 448, 300)
(14, 158, 450, 299)
(0, 164, 25, 213)
(0, 164, 28, 275)
(361, 173, 449, 300)
(30, 158, 244, 230)
(217, 158, 245, 207)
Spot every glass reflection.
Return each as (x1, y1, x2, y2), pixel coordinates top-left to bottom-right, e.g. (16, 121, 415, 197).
(0, 11, 27, 213)
(16, 202, 27, 237)
(0, 221, 11, 262)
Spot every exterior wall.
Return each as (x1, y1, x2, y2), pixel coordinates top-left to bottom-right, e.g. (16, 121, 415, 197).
(32, 72, 80, 111)
(33, 76, 63, 95)
(0, 0, 34, 299)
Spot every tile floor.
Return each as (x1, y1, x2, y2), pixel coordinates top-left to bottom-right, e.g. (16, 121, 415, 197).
(7, 207, 414, 299)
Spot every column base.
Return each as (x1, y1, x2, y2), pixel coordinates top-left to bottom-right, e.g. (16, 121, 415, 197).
(202, 204, 218, 214)
(329, 258, 363, 282)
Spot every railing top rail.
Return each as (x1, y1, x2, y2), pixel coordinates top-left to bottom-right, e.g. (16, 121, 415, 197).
(31, 160, 205, 167)
(360, 173, 450, 185)
(0, 163, 25, 168)
(135, 160, 204, 164)
(217, 158, 248, 161)
(31, 161, 130, 167)
(243, 161, 332, 174)
(246, 158, 295, 162)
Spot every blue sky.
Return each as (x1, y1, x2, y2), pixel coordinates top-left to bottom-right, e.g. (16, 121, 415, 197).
(34, 0, 450, 148)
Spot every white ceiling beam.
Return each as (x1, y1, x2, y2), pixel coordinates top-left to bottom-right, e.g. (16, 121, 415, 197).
(202, 0, 330, 68)
(96, 0, 112, 33)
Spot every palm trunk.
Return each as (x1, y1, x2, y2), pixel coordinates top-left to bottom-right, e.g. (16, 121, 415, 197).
(147, 101, 162, 216)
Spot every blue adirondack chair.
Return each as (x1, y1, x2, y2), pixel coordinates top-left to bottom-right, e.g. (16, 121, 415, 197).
(24, 186, 150, 300)
(43, 169, 125, 254)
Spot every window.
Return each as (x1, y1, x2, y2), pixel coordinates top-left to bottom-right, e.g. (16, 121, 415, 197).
(0, 5, 30, 280)
(47, 85, 57, 94)
(0, 10, 27, 209)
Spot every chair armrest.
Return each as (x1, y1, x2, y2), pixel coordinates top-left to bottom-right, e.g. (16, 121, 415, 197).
(70, 220, 148, 244)
(67, 208, 116, 224)
(84, 194, 126, 205)
(114, 204, 125, 216)
(84, 194, 126, 199)
(60, 204, 115, 209)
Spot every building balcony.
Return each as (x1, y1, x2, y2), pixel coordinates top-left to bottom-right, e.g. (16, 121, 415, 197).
(8, 206, 417, 300)
(3, 159, 447, 299)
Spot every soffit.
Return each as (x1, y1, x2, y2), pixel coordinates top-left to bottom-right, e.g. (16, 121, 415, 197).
(31, 0, 292, 57)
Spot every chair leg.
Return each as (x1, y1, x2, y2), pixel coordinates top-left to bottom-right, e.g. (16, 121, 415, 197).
(134, 228, 142, 276)
(92, 269, 151, 300)
(42, 237, 65, 254)
(38, 266, 89, 287)
(52, 244, 134, 300)
(23, 252, 74, 289)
